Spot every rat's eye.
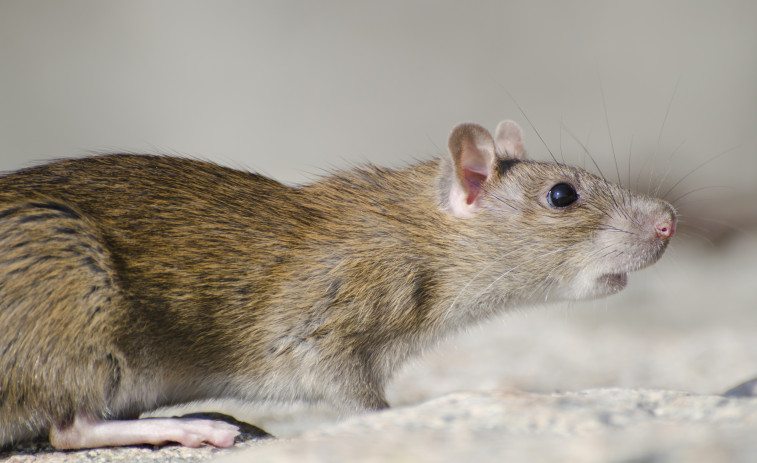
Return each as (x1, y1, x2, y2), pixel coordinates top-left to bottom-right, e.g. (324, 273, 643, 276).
(547, 183, 578, 208)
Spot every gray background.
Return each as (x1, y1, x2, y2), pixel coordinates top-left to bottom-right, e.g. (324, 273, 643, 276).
(1, 1, 755, 211)
(2, 0, 757, 445)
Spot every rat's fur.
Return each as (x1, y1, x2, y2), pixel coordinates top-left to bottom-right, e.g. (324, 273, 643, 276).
(0, 121, 675, 448)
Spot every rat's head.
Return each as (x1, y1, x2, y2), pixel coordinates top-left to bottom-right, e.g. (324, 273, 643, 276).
(439, 120, 676, 305)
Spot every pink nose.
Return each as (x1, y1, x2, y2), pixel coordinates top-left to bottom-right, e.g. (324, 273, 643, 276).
(655, 220, 675, 239)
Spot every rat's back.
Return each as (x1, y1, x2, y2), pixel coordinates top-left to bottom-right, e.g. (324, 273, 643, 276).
(0, 154, 303, 447)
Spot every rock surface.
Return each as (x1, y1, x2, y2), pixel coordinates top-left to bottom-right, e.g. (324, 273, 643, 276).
(215, 389, 757, 463)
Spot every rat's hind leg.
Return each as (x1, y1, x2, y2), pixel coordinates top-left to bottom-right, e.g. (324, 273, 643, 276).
(0, 200, 242, 449)
(0, 200, 129, 447)
(50, 414, 239, 449)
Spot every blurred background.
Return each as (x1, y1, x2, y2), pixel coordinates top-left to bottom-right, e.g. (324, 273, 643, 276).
(1, 0, 756, 437)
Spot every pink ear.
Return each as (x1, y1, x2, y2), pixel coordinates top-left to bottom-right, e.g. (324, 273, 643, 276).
(446, 123, 498, 217)
(494, 120, 526, 160)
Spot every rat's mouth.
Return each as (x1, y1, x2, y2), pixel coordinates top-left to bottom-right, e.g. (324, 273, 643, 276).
(598, 272, 628, 293)
(563, 270, 632, 301)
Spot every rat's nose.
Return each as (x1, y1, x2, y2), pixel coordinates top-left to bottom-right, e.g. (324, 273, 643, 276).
(655, 220, 675, 239)
(653, 206, 676, 240)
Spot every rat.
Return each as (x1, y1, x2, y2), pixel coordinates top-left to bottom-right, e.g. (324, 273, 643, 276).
(0, 120, 675, 449)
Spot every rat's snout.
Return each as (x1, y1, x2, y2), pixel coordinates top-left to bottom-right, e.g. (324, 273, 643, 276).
(651, 204, 677, 240)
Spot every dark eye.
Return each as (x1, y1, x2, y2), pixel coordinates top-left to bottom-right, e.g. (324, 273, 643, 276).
(547, 183, 578, 208)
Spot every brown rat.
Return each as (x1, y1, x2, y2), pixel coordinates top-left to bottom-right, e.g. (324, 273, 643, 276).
(0, 120, 675, 449)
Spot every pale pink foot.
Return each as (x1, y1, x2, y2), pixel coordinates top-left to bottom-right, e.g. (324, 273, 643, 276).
(49, 414, 240, 450)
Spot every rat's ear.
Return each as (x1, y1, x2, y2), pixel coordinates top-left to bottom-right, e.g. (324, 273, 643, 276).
(446, 123, 498, 218)
(494, 120, 526, 160)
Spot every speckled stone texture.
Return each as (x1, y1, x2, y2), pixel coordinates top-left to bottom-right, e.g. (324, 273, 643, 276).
(216, 389, 757, 463)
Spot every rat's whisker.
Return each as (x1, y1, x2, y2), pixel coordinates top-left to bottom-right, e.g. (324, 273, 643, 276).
(661, 146, 738, 200)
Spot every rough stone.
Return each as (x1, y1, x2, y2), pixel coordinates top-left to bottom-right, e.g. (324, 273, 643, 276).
(216, 389, 757, 463)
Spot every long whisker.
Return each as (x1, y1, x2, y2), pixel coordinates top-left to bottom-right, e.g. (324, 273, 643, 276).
(627, 135, 634, 190)
(652, 138, 687, 197)
(446, 241, 583, 324)
(477, 246, 575, 299)
(443, 243, 543, 321)
(487, 193, 519, 212)
(669, 185, 737, 205)
(675, 229, 716, 248)
(559, 115, 566, 164)
(498, 85, 562, 167)
(656, 76, 681, 154)
(534, 256, 580, 301)
(661, 146, 738, 199)
(637, 77, 680, 194)
(679, 215, 755, 239)
(598, 76, 622, 186)
(533, 241, 617, 301)
(562, 125, 607, 181)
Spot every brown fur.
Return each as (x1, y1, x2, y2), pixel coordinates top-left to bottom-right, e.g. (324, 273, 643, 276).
(0, 121, 675, 447)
